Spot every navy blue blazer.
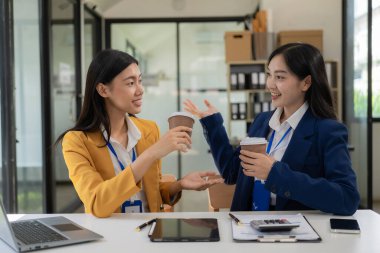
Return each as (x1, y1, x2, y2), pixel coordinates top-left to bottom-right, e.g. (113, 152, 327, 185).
(200, 109, 360, 215)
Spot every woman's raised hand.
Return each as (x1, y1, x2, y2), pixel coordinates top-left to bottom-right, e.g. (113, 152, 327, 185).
(183, 99, 218, 119)
(149, 126, 192, 159)
(180, 171, 224, 191)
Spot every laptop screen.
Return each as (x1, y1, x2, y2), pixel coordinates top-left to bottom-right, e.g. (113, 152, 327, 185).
(0, 201, 18, 250)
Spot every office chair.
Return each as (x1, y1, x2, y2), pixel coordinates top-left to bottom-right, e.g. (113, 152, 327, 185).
(207, 175, 235, 212)
(161, 174, 177, 212)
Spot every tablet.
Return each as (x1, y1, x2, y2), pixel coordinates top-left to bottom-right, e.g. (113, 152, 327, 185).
(149, 218, 220, 242)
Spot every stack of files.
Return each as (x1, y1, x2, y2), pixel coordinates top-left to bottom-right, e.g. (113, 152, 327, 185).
(231, 103, 247, 120)
(231, 213, 321, 242)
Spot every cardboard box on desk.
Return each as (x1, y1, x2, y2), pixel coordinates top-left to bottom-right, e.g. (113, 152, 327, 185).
(277, 30, 323, 53)
(225, 31, 253, 62)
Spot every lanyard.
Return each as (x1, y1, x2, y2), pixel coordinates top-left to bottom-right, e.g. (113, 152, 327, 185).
(266, 127, 292, 154)
(107, 142, 136, 171)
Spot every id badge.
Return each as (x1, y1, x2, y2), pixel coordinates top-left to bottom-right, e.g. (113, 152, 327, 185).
(122, 200, 143, 213)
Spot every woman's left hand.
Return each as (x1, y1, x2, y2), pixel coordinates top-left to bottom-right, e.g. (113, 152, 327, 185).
(239, 150, 276, 180)
(180, 171, 224, 191)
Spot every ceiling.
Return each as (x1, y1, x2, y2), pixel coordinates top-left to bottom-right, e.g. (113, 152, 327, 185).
(85, 0, 260, 18)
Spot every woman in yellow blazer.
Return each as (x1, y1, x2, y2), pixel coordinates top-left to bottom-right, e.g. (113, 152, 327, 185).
(57, 49, 222, 218)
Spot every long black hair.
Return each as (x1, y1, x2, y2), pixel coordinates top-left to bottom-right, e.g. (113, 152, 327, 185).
(268, 43, 336, 120)
(56, 49, 138, 145)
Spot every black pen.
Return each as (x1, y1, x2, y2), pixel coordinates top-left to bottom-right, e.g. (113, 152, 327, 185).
(135, 218, 157, 232)
(229, 213, 241, 226)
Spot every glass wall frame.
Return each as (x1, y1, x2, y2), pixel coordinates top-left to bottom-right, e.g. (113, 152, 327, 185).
(344, 0, 374, 209)
(14, 0, 44, 213)
(1, 0, 18, 213)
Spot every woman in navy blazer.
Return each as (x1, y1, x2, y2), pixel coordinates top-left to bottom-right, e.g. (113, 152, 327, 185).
(184, 43, 360, 215)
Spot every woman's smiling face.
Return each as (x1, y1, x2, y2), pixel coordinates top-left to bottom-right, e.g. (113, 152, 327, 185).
(266, 54, 311, 116)
(102, 63, 144, 115)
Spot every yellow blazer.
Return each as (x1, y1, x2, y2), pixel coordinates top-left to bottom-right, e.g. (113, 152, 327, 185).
(62, 116, 181, 218)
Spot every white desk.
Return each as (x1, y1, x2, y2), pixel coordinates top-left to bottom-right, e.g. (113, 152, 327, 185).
(2, 210, 380, 253)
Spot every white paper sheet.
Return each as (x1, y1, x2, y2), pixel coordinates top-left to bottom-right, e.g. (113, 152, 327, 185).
(231, 213, 320, 241)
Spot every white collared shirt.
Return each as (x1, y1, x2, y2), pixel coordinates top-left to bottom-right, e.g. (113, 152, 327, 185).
(267, 102, 309, 205)
(102, 116, 149, 212)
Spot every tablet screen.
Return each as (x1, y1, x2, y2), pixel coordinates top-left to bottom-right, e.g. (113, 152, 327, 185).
(149, 218, 220, 242)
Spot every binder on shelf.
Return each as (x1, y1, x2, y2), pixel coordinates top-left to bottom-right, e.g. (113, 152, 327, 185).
(238, 73, 246, 90)
(251, 72, 259, 89)
(257, 92, 266, 101)
(259, 72, 266, 89)
(253, 102, 262, 118)
(324, 61, 338, 88)
(230, 73, 238, 90)
(231, 103, 239, 120)
(245, 73, 251, 90)
(270, 102, 275, 111)
(239, 103, 247, 120)
(325, 62, 332, 86)
(262, 101, 270, 112)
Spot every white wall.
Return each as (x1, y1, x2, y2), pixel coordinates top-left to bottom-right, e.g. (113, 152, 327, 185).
(99, 0, 260, 18)
(260, 0, 342, 63)
(259, 0, 343, 119)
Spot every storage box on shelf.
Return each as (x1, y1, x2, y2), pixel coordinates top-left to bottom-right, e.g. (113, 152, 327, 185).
(225, 31, 275, 62)
(224, 31, 253, 62)
(277, 30, 323, 53)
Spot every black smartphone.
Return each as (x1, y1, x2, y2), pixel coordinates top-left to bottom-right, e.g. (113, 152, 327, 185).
(330, 218, 360, 234)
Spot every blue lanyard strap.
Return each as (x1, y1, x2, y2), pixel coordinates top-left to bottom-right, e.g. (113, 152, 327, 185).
(107, 142, 136, 171)
(266, 127, 292, 154)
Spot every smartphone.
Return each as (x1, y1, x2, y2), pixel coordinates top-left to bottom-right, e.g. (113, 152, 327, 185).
(330, 218, 360, 234)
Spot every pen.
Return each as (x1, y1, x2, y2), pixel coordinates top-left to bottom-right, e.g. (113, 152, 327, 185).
(135, 218, 157, 232)
(229, 213, 241, 226)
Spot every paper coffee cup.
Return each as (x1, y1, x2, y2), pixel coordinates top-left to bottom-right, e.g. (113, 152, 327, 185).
(168, 112, 195, 136)
(240, 137, 267, 153)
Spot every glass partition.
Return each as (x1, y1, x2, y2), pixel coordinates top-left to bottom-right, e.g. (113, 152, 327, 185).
(372, 1, 380, 117)
(179, 22, 243, 171)
(13, 0, 43, 213)
(345, 0, 369, 208)
(372, 0, 380, 210)
(111, 23, 179, 178)
(178, 22, 243, 211)
(51, 0, 78, 212)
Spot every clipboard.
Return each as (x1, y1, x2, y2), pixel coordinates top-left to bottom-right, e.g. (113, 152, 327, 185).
(231, 213, 321, 242)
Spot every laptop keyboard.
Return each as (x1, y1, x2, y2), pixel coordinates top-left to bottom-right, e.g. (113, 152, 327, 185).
(11, 220, 68, 245)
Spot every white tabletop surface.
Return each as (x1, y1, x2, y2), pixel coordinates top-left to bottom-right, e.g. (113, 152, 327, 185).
(1, 210, 380, 253)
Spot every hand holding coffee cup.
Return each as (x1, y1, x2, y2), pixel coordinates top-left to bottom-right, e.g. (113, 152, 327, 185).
(168, 112, 195, 151)
(240, 137, 267, 153)
(239, 137, 275, 180)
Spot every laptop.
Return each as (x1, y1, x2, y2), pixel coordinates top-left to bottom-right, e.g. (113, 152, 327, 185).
(0, 201, 103, 252)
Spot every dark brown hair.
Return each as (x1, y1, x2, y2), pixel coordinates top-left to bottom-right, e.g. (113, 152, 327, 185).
(56, 49, 138, 145)
(268, 43, 336, 119)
